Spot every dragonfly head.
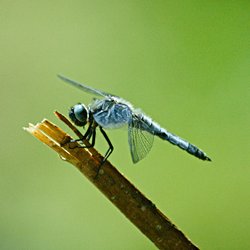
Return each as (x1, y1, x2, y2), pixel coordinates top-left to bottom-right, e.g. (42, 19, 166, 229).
(69, 103, 89, 127)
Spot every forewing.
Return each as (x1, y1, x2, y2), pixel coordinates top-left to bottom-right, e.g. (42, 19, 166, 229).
(58, 74, 116, 98)
(128, 115, 154, 163)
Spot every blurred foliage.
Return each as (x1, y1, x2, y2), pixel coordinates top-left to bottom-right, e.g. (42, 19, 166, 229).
(0, 1, 249, 249)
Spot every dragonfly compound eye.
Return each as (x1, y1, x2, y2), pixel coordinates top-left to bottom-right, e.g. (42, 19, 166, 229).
(69, 103, 89, 127)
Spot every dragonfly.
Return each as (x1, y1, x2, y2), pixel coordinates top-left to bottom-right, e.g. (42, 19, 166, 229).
(58, 75, 211, 164)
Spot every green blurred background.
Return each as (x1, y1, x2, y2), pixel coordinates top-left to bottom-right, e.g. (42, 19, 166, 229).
(1, 1, 249, 249)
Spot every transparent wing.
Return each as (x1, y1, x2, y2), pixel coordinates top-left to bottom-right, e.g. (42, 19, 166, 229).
(128, 115, 154, 163)
(58, 74, 116, 98)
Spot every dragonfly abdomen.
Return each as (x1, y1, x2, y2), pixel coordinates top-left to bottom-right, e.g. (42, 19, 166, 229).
(157, 129, 211, 161)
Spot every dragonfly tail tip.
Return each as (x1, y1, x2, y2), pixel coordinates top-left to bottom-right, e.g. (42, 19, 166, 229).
(206, 156, 212, 162)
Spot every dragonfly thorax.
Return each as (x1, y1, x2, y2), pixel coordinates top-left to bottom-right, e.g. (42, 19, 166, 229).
(69, 103, 90, 127)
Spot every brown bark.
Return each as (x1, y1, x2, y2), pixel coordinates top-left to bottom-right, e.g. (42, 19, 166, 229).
(24, 111, 199, 250)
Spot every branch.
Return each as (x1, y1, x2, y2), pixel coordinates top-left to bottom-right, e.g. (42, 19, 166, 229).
(24, 111, 199, 250)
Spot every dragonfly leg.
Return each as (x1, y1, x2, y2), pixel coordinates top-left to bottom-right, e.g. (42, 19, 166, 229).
(66, 121, 94, 149)
(94, 127, 114, 179)
(99, 127, 114, 162)
(76, 127, 96, 149)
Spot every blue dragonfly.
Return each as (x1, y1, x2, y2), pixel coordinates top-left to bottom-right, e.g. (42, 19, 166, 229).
(58, 75, 211, 164)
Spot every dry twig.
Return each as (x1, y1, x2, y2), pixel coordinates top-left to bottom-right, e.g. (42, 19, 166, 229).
(24, 111, 199, 250)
